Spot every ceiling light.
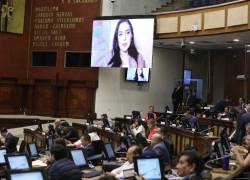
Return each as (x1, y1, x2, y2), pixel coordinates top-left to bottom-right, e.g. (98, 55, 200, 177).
(233, 39, 240, 42)
(247, 44, 250, 47)
(227, 46, 232, 49)
(189, 41, 195, 44)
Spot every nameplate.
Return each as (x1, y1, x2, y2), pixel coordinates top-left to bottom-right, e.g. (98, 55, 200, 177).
(93, 124, 98, 127)
(221, 118, 230, 121)
(167, 111, 173, 114)
(204, 107, 210, 110)
(105, 127, 111, 131)
(161, 122, 165, 125)
(86, 123, 90, 126)
(172, 124, 176, 127)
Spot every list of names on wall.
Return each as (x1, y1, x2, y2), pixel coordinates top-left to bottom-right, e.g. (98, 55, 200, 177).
(31, 0, 99, 48)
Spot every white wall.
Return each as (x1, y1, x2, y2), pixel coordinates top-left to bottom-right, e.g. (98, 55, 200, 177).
(95, 48, 183, 118)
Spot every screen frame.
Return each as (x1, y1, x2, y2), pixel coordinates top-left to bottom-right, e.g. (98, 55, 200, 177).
(91, 15, 155, 68)
(0, 147, 7, 165)
(184, 69, 192, 85)
(6, 168, 47, 180)
(4, 153, 32, 170)
(69, 148, 89, 169)
(125, 68, 150, 83)
(103, 143, 116, 160)
(26, 142, 39, 158)
(134, 156, 165, 180)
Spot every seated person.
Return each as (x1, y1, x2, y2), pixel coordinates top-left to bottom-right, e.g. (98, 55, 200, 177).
(144, 105, 157, 122)
(35, 122, 43, 132)
(147, 118, 159, 140)
(67, 134, 96, 157)
(231, 134, 250, 170)
(102, 114, 112, 129)
(135, 136, 156, 157)
(47, 124, 55, 137)
(183, 111, 199, 130)
(111, 145, 141, 179)
(61, 121, 79, 141)
(54, 118, 62, 137)
(159, 127, 174, 158)
(131, 118, 146, 137)
(48, 144, 82, 180)
(176, 150, 203, 180)
(0, 128, 18, 153)
(151, 133, 170, 166)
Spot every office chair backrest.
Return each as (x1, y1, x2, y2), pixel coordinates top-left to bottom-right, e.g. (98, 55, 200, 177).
(19, 140, 26, 153)
(92, 140, 104, 154)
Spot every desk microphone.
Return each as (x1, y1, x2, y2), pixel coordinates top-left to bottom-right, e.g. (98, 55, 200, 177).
(205, 154, 232, 170)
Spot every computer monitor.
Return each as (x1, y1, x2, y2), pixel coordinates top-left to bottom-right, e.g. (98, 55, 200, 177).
(214, 141, 225, 158)
(0, 148, 6, 165)
(27, 143, 39, 157)
(134, 157, 164, 180)
(69, 149, 88, 169)
(5, 154, 31, 170)
(47, 136, 53, 151)
(103, 143, 116, 160)
(7, 169, 46, 180)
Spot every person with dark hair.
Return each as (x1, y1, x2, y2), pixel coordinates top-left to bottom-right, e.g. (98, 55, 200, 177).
(147, 118, 159, 140)
(54, 138, 66, 147)
(135, 135, 155, 157)
(108, 19, 145, 68)
(183, 111, 199, 130)
(48, 144, 82, 180)
(61, 121, 79, 142)
(47, 124, 55, 136)
(0, 128, 18, 153)
(131, 118, 146, 137)
(144, 105, 157, 122)
(134, 68, 145, 81)
(159, 127, 174, 158)
(35, 122, 43, 132)
(176, 150, 204, 180)
(172, 81, 183, 114)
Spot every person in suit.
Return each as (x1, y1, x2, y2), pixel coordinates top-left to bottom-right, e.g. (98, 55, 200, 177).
(176, 150, 204, 180)
(0, 128, 18, 153)
(61, 121, 79, 141)
(151, 133, 170, 166)
(184, 89, 196, 109)
(213, 97, 230, 114)
(238, 104, 250, 141)
(48, 144, 82, 180)
(172, 81, 183, 113)
(183, 111, 199, 130)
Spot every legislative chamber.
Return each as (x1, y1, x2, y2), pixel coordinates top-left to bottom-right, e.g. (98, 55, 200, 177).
(0, 0, 250, 179)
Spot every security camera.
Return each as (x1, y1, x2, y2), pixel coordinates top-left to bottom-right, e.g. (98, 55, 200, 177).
(111, 0, 115, 3)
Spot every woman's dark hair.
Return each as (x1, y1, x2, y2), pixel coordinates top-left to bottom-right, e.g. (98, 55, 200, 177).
(108, 19, 139, 67)
(50, 144, 68, 160)
(134, 68, 144, 81)
(54, 138, 66, 147)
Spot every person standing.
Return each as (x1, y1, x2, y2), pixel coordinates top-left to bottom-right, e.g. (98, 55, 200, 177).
(172, 81, 183, 113)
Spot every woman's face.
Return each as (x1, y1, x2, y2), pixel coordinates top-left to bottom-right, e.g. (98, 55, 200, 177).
(118, 22, 132, 52)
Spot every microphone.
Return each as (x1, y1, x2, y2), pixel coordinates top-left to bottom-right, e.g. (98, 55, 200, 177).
(205, 154, 232, 170)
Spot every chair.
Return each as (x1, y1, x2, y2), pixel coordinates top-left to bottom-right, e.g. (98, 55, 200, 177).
(19, 140, 26, 153)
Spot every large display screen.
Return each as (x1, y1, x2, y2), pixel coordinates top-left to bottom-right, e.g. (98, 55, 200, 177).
(91, 16, 154, 68)
(126, 68, 150, 82)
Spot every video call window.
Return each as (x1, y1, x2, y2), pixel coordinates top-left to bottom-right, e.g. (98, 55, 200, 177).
(91, 16, 154, 68)
(65, 52, 91, 68)
(126, 68, 150, 82)
(32, 51, 57, 67)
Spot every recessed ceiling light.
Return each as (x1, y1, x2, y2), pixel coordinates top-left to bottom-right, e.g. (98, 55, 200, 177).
(227, 46, 232, 49)
(233, 39, 240, 42)
(189, 41, 195, 44)
(247, 44, 250, 47)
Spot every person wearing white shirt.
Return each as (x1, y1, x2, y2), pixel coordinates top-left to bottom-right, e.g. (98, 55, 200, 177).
(131, 118, 146, 137)
(111, 145, 141, 179)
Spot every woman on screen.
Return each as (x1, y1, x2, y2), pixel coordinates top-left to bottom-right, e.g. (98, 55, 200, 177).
(108, 19, 145, 68)
(134, 68, 145, 81)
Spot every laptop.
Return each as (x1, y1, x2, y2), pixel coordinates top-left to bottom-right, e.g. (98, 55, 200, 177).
(134, 157, 165, 180)
(103, 143, 116, 160)
(27, 142, 39, 159)
(0, 148, 6, 166)
(7, 168, 46, 180)
(5, 154, 31, 170)
(69, 148, 101, 178)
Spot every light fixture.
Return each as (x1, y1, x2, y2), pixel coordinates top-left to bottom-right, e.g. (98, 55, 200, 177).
(189, 41, 195, 44)
(233, 39, 240, 42)
(227, 46, 232, 49)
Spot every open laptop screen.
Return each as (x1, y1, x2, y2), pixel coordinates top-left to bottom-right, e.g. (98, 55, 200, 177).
(135, 157, 162, 179)
(28, 143, 38, 157)
(10, 171, 44, 180)
(70, 149, 87, 168)
(104, 143, 116, 160)
(0, 148, 6, 165)
(6, 155, 30, 170)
